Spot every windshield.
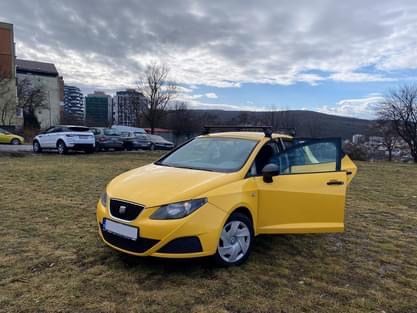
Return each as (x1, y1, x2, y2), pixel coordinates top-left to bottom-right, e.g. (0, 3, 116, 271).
(157, 137, 258, 172)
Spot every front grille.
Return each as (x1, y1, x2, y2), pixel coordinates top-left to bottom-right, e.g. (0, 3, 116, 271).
(110, 199, 144, 221)
(100, 224, 158, 253)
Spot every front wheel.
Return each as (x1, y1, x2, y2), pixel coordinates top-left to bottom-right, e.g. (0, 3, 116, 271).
(214, 212, 253, 266)
(33, 141, 42, 153)
(11, 138, 21, 145)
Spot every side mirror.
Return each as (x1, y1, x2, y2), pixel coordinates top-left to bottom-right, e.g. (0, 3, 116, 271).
(262, 163, 280, 183)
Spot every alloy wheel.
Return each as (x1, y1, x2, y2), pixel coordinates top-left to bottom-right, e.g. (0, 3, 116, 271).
(58, 142, 66, 154)
(33, 142, 40, 153)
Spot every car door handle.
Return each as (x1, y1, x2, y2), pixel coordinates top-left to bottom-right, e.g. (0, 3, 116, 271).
(327, 180, 344, 186)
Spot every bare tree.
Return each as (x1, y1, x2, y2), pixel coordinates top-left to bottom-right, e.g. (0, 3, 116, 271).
(138, 63, 176, 134)
(378, 85, 417, 162)
(17, 77, 48, 130)
(0, 70, 17, 126)
(168, 102, 199, 143)
(374, 120, 398, 161)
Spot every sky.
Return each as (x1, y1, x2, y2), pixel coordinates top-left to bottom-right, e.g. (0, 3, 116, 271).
(2, 0, 417, 119)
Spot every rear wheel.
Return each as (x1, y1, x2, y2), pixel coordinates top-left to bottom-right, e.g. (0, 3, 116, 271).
(57, 140, 68, 155)
(11, 138, 21, 145)
(33, 141, 42, 153)
(214, 212, 253, 266)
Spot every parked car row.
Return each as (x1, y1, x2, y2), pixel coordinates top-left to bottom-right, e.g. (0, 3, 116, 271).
(32, 125, 174, 154)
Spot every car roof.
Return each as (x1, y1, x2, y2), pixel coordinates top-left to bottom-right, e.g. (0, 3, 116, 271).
(55, 125, 89, 128)
(199, 131, 293, 140)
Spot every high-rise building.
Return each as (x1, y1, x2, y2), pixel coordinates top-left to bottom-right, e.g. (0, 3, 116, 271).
(63, 85, 84, 125)
(16, 59, 64, 128)
(0, 22, 19, 128)
(85, 91, 112, 127)
(113, 89, 147, 127)
(352, 134, 365, 145)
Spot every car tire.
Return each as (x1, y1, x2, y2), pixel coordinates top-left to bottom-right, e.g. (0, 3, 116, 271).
(33, 140, 42, 153)
(85, 147, 94, 154)
(57, 140, 68, 155)
(11, 138, 21, 145)
(213, 212, 253, 266)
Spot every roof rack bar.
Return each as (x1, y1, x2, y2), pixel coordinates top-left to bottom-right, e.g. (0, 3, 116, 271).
(202, 125, 273, 137)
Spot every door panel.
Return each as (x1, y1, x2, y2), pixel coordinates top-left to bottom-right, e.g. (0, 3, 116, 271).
(255, 138, 347, 234)
(256, 171, 347, 233)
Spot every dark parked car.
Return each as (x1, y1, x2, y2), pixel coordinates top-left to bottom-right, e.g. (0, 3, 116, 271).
(121, 131, 152, 150)
(148, 134, 174, 150)
(91, 128, 124, 151)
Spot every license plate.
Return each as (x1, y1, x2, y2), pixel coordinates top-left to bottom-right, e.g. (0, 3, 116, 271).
(79, 135, 89, 139)
(103, 219, 138, 240)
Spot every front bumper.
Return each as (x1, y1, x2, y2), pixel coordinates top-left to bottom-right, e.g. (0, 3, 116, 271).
(96, 200, 226, 258)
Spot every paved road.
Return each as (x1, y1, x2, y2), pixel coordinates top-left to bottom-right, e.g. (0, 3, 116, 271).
(0, 144, 32, 153)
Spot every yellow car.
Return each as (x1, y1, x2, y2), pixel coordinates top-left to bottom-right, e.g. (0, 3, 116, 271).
(0, 128, 24, 145)
(97, 126, 357, 265)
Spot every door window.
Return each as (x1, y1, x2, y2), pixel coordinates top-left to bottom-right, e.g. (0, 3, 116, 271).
(273, 139, 341, 174)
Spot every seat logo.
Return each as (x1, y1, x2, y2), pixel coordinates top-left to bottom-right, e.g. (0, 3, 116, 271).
(119, 205, 127, 215)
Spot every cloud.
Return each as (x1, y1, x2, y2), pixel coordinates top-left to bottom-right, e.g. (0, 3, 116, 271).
(1, 0, 417, 91)
(205, 92, 218, 99)
(317, 95, 385, 119)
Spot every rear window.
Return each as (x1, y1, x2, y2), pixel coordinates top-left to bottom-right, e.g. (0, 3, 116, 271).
(104, 129, 121, 136)
(68, 127, 89, 132)
(135, 134, 148, 140)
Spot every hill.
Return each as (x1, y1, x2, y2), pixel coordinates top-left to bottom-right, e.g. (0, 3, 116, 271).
(185, 109, 375, 139)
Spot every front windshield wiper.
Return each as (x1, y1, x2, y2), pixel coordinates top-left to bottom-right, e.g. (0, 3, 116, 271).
(155, 162, 219, 172)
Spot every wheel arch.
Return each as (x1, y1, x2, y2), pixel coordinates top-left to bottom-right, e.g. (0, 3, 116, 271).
(56, 138, 66, 147)
(228, 206, 256, 235)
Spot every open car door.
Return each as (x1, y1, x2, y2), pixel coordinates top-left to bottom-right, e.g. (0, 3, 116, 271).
(256, 138, 349, 234)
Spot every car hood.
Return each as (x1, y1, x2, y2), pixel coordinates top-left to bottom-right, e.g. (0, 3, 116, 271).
(107, 163, 236, 207)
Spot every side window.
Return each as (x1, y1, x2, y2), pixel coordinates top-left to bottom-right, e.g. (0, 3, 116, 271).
(275, 140, 340, 174)
(46, 127, 57, 133)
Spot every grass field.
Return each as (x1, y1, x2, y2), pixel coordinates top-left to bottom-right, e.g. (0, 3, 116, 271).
(0, 152, 416, 313)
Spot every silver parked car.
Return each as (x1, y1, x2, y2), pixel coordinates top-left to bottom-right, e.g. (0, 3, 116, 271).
(91, 128, 125, 152)
(147, 134, 174, 150)
(121, 131, 152, 150)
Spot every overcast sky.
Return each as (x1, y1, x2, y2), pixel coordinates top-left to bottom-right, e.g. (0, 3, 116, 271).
(2, 0, 417, 119)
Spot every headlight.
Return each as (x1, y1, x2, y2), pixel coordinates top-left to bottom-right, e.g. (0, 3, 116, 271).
(150, 198, 207, 220)
(100, 191, 107, 208)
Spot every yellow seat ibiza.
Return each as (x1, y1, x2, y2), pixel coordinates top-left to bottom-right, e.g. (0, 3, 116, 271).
(97, 127, 356, 265)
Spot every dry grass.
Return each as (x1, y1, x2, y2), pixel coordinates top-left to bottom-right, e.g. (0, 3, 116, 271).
(0, 153, 416, 313)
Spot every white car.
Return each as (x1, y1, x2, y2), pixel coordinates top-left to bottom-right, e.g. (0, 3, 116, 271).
(33, 125, 95, 154)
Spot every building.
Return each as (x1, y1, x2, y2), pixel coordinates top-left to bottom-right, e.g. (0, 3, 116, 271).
(0, 22, 19, 128)
(113, 89, 147, 126)
(16, 59, 64, 129)
(352, 134, 365, 145)
(63, 85, 84, 124)
(85, 91, 112, 127)
(368, 136, 384, 146)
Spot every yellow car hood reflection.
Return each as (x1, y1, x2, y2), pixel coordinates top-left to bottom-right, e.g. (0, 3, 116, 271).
(107, 163, 236, 207)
